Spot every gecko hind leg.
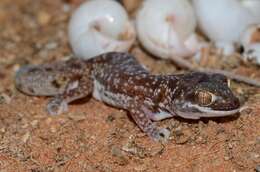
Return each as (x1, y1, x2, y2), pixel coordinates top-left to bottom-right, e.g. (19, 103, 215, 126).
(47, 74, 93, 115)
(129, 104, 170, 142)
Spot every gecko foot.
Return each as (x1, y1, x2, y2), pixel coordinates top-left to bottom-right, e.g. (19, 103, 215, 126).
(151, 128, 170, 143)
(47, 98, 68, 115)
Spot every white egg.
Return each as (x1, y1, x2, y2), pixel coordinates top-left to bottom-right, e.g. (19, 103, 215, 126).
(68, 0, 136, 59)
(240, 0, 260, 19)
(136, 0, 200, 59)
(193, 0, 260, 55)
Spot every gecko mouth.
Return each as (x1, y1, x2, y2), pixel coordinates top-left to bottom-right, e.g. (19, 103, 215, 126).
(192, 105, 240, 116)
(175, 103, 240, 119)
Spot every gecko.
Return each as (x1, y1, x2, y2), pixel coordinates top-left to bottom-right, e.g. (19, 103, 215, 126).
(15, 52, 240, 142)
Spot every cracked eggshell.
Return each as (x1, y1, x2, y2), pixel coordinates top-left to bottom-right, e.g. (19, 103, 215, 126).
(68, 0, 136, 59)
(240, 24, 260, 47)
(240, 24, 260, 65)
(136, 0, 200, 59)
(243, 43, 260, 65)
(193, 0, 260, 55)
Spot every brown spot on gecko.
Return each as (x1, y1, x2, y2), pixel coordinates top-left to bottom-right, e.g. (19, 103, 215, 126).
(51, 80, 63, 89)
(45, 67, 53, 72)
(28, 68, 41, 74)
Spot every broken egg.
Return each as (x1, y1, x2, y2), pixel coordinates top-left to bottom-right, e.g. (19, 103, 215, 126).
(240, 24, 260, 65)
(136, 0, 201, 59)
(68, 0, 136, 59)
(193, 0, 260, 55)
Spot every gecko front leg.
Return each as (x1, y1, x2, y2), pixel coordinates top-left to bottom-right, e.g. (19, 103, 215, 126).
(47, 74, 93, 115)
(129, 102, 170, 142)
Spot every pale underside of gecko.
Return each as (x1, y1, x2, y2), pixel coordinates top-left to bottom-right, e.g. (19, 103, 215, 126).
(15, 52, 240, 142)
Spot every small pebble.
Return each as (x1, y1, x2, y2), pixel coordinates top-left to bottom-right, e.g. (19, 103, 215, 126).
(249, 152, 260, 160)
(21, 123, 29, 129)
(256, 136, 260, 144)
(173, 127, 191, 144)
(133, 164, 148, 172)
(111, 146, 128, 166)
(37, 11, 51, 26)
(106, 115, 115, 122)
(39, 49, 49, 59)
(228, 143, 233, 149)
(122, 141, 148, 159)
(30, 120, 39, 128)
(45, 117, 53, 125)
(22, 132, 30, 143)
(68, 113, 86, 122)
(45, 42, 58, 50)
(224, 156, 231, 161)
(0, 127, 5, 133)
(111, 146, 123, 157)
(0, 93, 11, 104)
(50, 126, 57, 133)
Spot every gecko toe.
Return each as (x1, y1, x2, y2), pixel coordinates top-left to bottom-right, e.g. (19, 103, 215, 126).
(47, 98, 68, 115)
(152, 128, 170, 143)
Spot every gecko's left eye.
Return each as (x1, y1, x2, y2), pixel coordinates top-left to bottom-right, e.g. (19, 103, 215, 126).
(195, 90, 216, 106)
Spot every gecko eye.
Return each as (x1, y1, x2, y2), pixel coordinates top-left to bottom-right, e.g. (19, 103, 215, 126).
(195, 90, 216, 106)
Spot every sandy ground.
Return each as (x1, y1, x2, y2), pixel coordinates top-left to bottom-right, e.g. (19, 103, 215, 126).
(0, 0, 259, 171)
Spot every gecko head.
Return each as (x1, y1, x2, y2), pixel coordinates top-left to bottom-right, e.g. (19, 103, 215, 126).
(172, 72, 240, 119)
(15, 64, 68, 96)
